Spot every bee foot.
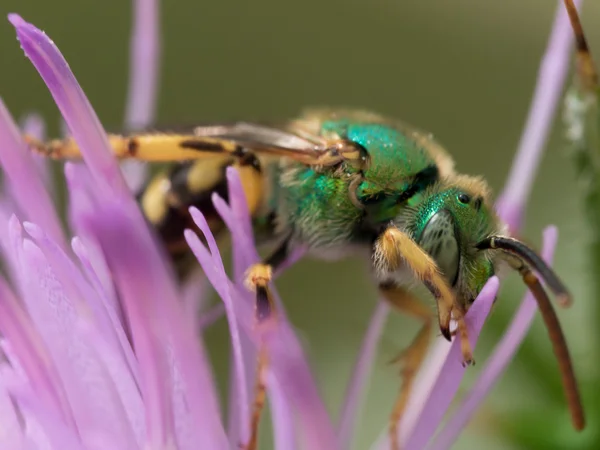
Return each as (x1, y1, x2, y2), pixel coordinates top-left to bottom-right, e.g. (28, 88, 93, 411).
(245, 264, 274, 322)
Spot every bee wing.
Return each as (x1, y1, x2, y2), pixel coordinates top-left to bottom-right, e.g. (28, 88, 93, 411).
(186, 122, 329, 163)
(193, 122, 321, 148)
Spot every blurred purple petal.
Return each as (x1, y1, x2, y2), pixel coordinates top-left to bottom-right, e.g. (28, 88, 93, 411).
(211, 171, 289, 443)
(8, 14, 131, 199)
(180, 270, 214, 329)
(120, 0, 161, 192)
(64, 163, 122, 319)
(19, 233, 142, 447)
(428, 226, 558, 450)
(20, 113, 45, 141)
(187, 170, 339, 450)
(197, 304, 225, 329)
(83, 203, 227, 449)
(269, 375, 296, 450)
(23, 222, 143, 414)
(19, 113, 53, 192)
(0, 382, 22, 447)
(402, 276, 500, 449)
(495, 0, 581, 231)
(338, 301, 390, 449)
(0, 100, 65, 249)
(0, 272, 71, 429)
(125, 0, 161, 130)
(10, 387, 84, 450)
(184, 221, 252, 445)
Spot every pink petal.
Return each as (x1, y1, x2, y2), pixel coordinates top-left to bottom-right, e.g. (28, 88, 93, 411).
(16, 230, 139, 447)
(184, 216, 251, 443)
(187, 170, 338, 450)
(402, 276, 500, 449)
(8, 14, 131, 200)
(19, 113, 52, 191)
(0, 100, 65, 250)
(429, 226, 559, 449)
(83, 202, 227, 449)
(495, 0, 581, 231)
(0, 367, 26, 448)
(22, 222, 144, 445)
(124, 0, 161, 130)
(120, 0, 161, 191)
(337, 301, 390, 449)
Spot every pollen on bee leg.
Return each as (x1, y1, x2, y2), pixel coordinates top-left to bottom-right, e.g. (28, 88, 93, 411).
(244, 263, 275, 322)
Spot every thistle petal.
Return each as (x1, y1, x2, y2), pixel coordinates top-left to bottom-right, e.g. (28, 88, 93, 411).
(186, 169, 339, 450)
(185, 208, 251, 444)
(428, 226, 559, 450)
(120, 0, 161, 191)
(495, 0, 582, 231)
(401, 277, 500, 449)
(82, 202, 227, 449)
(8, 14, 130, 199)
(0, 100, 65, 249)
(125, 0, 161, 130)
(337, 301, 390, 449)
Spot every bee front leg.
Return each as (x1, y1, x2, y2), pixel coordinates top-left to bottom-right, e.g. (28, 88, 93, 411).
(373, 226, 474, 365)
(380, 283, 433, 450)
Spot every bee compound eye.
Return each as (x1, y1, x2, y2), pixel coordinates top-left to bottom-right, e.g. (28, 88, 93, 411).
(457, 193, 471, 204)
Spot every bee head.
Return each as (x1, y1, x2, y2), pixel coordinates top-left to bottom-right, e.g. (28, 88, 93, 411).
(409, 175, 502, 309)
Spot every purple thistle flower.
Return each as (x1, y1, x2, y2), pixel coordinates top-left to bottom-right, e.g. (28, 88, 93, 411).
(0, 1, 580, 449)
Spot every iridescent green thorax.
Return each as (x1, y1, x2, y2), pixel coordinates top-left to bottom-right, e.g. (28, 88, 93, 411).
(276, 118, 442, 251)
(321, 120, 439, 225)
(321, 120, 435, 192)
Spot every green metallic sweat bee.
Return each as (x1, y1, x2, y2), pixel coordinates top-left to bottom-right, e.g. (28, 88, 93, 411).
(26, 107, 584, 450)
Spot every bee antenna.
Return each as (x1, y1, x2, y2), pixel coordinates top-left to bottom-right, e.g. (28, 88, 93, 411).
(475, 236, 571, 307)
(563, 0, 598, 90)
(521, 270, 585, 431)
(477, 236, 585, 431)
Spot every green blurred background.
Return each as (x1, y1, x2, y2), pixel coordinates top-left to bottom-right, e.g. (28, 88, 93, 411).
(1, 1, 599, 449)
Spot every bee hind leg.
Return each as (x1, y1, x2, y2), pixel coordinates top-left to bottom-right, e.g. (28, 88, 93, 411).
(242, 347, 269, 450)
(244, 236, 291, 322)
(23, 133, 242, 161)
(241, 236, 291, 450)
(245, 263, 275, 321)
(380, 283, 433, 450)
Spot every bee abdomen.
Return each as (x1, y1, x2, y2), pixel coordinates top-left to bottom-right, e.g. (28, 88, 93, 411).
(138, 153, 265, 278)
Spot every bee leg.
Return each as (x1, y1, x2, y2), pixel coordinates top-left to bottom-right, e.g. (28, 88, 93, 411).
(244, 237, 291, 322)
(244, 347, 269, 450)
(245, 263, 275, 322)
(24, 133, 245, 162)
(380, 283, 432, 450)
(374, 226, 474, 364)
(241, 238, 291, 450)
